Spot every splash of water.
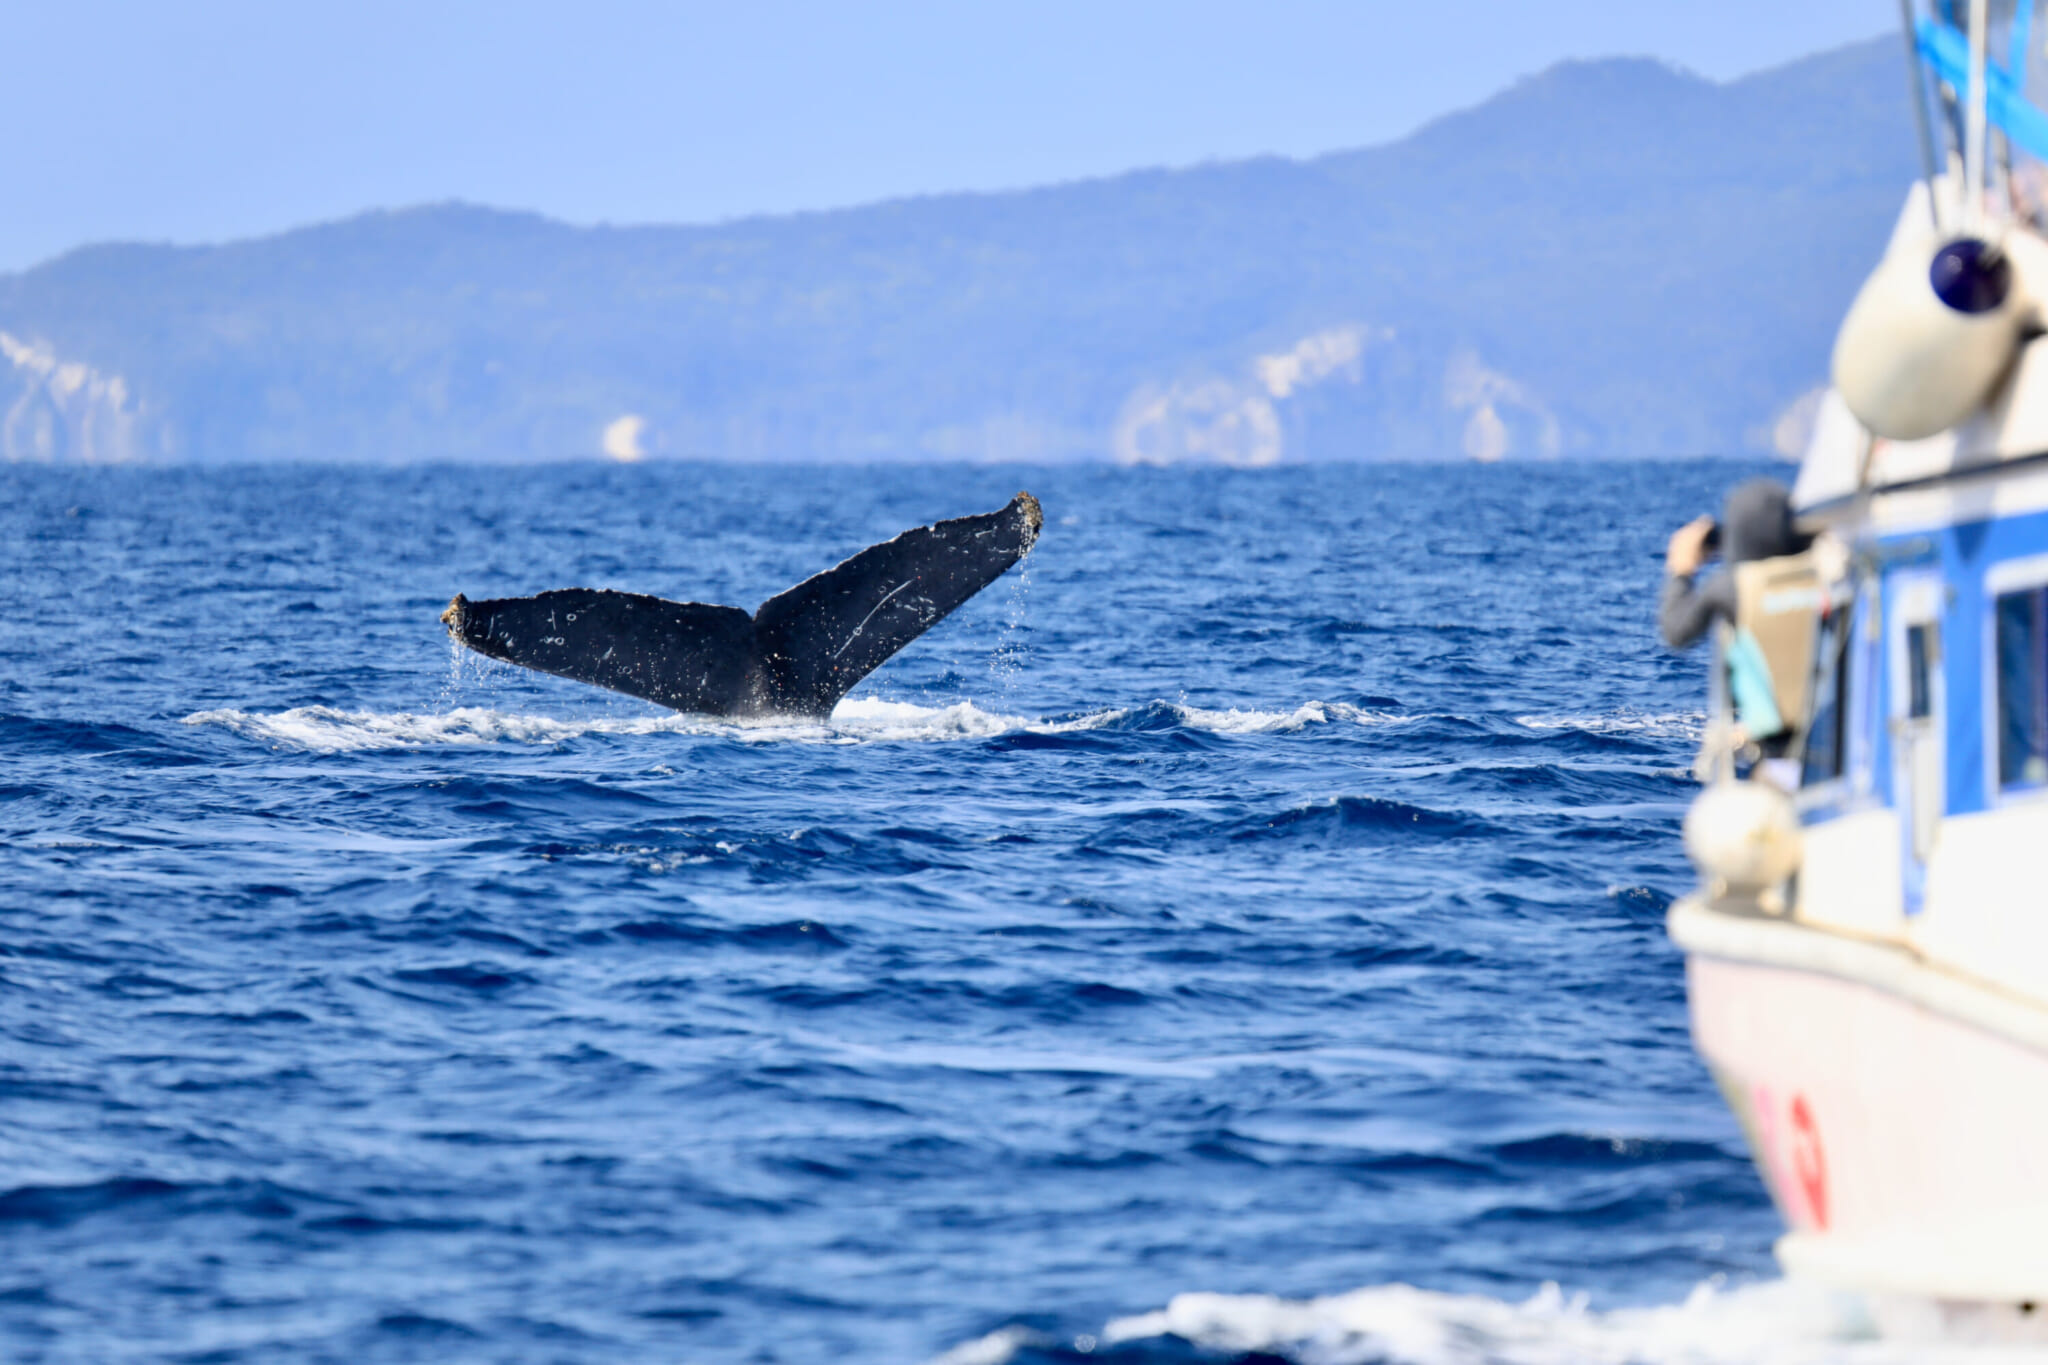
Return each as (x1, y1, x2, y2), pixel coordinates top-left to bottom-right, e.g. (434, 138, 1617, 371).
(179, 696, 1370, 753)
(933, 1279, 2048, 1365)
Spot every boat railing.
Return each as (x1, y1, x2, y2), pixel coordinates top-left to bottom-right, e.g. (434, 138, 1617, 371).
(1694, 622, 1745, 787)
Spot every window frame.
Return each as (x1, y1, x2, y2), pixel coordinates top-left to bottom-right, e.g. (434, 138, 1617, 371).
(1793, 578, 1872, 814)
(1982, 551, 2048, 807)
(1799, 601, 1855, 791)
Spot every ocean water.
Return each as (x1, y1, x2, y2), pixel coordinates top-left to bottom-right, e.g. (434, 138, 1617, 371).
(0, 459, 1985, 1364)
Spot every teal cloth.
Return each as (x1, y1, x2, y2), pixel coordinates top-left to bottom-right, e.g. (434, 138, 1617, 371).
(1725, 626, 1784, 737)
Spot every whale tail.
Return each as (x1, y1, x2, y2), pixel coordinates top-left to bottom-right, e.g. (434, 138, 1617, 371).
(442, 492, 1041, 718)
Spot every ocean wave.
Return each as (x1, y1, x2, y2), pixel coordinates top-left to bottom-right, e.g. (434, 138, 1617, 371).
(178, 697, 1363, 753)
(1515, 710, 1705, 740)
(1172, 699, 1353, 733)
(929, 1279, 2036, 1364)
(178, 700, 1016, 751)
(1229, 794, 1493, 845)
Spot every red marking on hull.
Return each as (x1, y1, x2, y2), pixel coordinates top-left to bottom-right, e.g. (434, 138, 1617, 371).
(1790, 1094, 1829, 1231)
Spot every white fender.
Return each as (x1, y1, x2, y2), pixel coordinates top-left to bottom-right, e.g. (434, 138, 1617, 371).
(1831, 237, 2023, 441)
(1684, 779, 1802, 899)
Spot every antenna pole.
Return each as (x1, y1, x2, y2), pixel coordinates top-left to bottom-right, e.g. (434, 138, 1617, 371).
(1967, 0, 1990, 234)
(1900, 0, 1943, 229)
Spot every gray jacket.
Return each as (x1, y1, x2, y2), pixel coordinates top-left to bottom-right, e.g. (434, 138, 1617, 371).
(1659, 478, 1808, 652)
(1659, 572, 1736, 651)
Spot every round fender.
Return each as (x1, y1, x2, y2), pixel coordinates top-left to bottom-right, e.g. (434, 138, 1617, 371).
(1831, 237, 2021, 441)
(1684, 779, 1802, 897)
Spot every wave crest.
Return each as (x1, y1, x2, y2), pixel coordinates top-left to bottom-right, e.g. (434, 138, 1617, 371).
(1093, 1278, 2023, 1364)
(179, 697, 1363, 753)
(182, 698, 1696, 755)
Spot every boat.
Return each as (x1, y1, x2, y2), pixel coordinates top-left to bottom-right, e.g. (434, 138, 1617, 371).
(1669, 0, 2048, 1323)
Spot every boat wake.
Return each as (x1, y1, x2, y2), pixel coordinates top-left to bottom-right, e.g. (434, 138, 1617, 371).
(936, 1278, 2045, 1364)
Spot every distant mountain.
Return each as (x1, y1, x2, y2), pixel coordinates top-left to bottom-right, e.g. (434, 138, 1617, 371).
(0, 37, 1915, 466)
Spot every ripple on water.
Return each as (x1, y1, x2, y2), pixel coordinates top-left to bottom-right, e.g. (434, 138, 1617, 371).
(0, 460, 1828, 1363)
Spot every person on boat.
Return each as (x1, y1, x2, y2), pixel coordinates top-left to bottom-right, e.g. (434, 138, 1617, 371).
(1659, 478, 1811, 650)
(1662, 478, 1821, 788)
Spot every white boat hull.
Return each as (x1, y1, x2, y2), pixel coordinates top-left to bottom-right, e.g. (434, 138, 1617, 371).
(1676, 899, 2048, 1304)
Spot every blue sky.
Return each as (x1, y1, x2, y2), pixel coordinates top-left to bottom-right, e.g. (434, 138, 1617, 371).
(8, 1, 1890, 273)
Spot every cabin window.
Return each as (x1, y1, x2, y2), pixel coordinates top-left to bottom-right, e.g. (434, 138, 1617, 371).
(1801, 604, 1852, 786)
(1996, 585, 2048, 790)
(1906, 623, 1934, 720)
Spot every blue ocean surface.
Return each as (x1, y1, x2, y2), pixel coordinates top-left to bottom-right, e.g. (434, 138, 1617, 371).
(0, 459, 1935, 1363)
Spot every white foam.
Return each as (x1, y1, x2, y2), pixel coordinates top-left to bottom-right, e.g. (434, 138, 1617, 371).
(829, 696, 1036, 740)
(1096, 1279, 2047, 1365)
(1175, 699, 1345, 733)
(180, 697, 1362, 753)
(1516, 710, 1705, 740)
(182, 704, 716, 752)
(923, 1325, 1040, 1365)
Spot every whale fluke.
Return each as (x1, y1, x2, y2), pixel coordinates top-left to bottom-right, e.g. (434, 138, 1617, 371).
(441, 492, 1041, 718)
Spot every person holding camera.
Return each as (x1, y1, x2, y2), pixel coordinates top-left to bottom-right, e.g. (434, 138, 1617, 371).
(1660, 478, 1811, 651)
